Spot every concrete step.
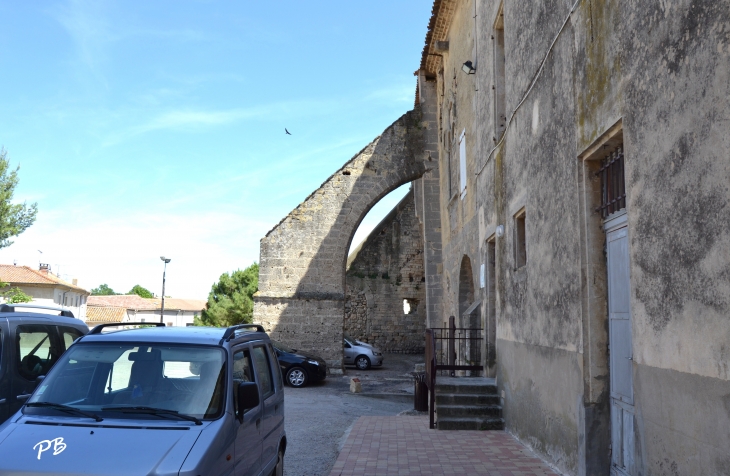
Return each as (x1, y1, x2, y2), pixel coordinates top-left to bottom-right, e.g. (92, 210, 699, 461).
(436, 417, 505, 431)
(435, 393, 500, 406)
(434, 376, 497, 395)
(435, 403, 502, 418)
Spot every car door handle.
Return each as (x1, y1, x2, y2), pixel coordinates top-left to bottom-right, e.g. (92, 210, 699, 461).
(16, 394, 31, 402)
(0, 398, 6, 404)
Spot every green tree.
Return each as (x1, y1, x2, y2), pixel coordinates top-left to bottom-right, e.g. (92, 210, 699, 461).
(91, 283, 117, 295)
(0, 148, 38, 249)
(128, 284, 153, 298)
(0, 281, 32, 303)
(195, 263, 259, 327)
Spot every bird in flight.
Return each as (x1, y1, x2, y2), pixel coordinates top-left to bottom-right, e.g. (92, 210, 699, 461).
(285, 128, 292, 135)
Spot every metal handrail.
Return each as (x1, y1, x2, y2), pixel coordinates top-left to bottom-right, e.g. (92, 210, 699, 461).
(425, 316, 484, 429)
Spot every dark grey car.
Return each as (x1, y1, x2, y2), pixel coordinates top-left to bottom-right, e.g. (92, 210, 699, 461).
(0, 304, 88, 425)
(0, 323, 286, 476)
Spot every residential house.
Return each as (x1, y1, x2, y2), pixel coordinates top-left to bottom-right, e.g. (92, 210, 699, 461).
(0, 264, 90, 319)
(87, 295, 206, 328)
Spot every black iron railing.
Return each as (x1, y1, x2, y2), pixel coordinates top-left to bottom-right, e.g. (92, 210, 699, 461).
(425, 316, 483, 429)
(595, 146, 626, 219)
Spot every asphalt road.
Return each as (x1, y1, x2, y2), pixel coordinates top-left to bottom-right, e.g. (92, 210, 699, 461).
(282, 353, 425, 476)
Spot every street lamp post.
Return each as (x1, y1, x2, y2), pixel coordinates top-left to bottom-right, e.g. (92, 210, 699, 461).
(160, 256, 171, 323)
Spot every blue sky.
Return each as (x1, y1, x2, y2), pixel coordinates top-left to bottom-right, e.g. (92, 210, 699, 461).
(0, 1, 430, 299)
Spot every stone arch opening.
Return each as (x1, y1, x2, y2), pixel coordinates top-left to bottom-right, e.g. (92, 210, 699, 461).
(344, 186, 427, 354)
(458, 255, 475, 324)
(458, 254, 481, 371)
(254, 107, 438, 369)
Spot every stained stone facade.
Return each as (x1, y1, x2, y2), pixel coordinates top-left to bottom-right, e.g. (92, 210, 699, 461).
(344, 189, 426, 354)
(416, 0, 730, 475)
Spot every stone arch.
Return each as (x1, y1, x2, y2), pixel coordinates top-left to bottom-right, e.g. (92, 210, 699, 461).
(254, 107, 435, 368)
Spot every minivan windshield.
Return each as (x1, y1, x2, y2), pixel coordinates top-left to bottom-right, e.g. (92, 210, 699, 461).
(24, 343, 225, 421)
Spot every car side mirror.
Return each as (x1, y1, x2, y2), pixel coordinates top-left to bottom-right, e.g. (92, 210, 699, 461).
(344, 342, 351, 349)
(237, 381, 260, 423)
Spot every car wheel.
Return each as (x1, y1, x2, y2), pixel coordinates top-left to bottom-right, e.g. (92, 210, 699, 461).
(286, 366, 308, 387)
(355, 355, 371, 370)
(271, 447, 284, 476)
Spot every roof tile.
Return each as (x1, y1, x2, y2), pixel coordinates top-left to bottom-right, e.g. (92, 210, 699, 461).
(0, 265, 89, 294)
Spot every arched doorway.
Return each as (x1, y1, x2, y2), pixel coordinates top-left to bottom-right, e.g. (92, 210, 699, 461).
(458, 255, 481, 372)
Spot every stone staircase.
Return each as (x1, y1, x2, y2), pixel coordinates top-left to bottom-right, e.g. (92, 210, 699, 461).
(434, 376, 504, 430)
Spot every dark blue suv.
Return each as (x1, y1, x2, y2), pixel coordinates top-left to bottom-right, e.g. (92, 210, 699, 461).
(0, 304, 88, 424)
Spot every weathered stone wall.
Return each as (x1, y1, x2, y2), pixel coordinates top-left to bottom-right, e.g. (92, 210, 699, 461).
(344, 189, 426, 353)
(254, 108, 437, 369)
(419, 0, 730, 474)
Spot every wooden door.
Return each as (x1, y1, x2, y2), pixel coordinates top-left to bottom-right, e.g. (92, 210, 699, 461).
(606, 214, 635, 475)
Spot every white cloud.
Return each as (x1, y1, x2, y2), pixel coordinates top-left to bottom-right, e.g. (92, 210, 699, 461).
(0, 209, 269, 300)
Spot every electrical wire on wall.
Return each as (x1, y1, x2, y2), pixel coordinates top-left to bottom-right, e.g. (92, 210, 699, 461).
(473, 0, 479, 92)
(476, 0, 583, 176)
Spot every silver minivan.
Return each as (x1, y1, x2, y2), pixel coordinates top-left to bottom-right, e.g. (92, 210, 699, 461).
(0, 323, 286, 476)
(343, 334, 383, 370)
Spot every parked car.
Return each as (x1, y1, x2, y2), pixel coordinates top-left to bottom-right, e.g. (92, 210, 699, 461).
(343, 334, 383, 370)
(0, 303, 88, 425)
(271, 340, 327, 388)
(0, 322, 286, 476)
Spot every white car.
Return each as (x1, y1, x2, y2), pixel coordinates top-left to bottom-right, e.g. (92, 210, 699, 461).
(343, 334, 383, 370)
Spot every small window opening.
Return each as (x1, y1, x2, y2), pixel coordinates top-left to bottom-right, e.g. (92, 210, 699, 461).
(459, 129, 467, 199)
(493, 3, 506, 141)
(595, 146, 626, 219)
(342, 170, 351, 176)
(514, 209, 527, 268)
(403, 298, 418, 315)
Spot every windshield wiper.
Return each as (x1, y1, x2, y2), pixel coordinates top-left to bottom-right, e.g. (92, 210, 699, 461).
(25, 402, 103, 422)
(101, 406, 202, 425)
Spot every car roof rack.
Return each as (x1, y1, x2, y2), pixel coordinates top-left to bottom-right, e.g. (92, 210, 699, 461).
(88, 322, 166, 335)
(220, 324, 266, 343)
(0, 303, 75, 318)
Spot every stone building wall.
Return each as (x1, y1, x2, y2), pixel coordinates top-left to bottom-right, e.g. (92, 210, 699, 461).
(345, 189, 426, 353)
(418, 0, 730, 474)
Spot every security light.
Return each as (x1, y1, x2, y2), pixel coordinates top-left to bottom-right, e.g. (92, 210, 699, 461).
(462, 61, 476, 74)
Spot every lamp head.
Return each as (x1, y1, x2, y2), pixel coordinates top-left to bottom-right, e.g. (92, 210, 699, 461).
(462, 60, 476, 74)
(160, 256, 171, 263)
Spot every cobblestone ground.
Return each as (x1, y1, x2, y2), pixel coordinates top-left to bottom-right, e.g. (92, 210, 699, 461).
(330, 416, 560, 476)
(283, 353, 422, 476)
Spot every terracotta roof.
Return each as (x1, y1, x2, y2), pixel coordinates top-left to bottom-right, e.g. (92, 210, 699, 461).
(0, 265, 89, 294)
(86, 306, 127, 323)
(88, 295, 158, 310)
(419, 0, 458, 76)
(159, 298, 207, 312)
(87, 295, 206, 312)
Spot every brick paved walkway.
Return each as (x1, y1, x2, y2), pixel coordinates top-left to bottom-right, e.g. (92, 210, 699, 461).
(329, 416, 559, 475)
